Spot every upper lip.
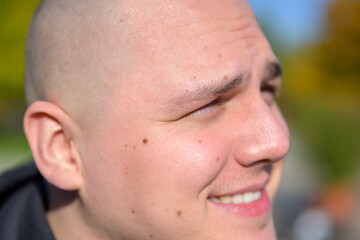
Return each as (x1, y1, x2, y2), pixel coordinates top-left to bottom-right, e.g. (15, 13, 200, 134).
(207, 174, 270, 198)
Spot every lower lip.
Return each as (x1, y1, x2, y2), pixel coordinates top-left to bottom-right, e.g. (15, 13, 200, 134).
(208, 189, 270, 217)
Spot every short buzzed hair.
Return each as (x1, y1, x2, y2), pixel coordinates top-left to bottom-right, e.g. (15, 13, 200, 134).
(25, 0, 135, 124)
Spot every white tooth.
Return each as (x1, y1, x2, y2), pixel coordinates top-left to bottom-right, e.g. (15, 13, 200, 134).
(253, 191, 261, 201)
(232, 193, 244, 204)
(211, 191, 262, 205)
(243, 192, 255, 204)
(219, 196, 232, 204)
(209, 197, 220, 203)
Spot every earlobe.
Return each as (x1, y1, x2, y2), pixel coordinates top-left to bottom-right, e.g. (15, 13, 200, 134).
(24, 101, 83, 191)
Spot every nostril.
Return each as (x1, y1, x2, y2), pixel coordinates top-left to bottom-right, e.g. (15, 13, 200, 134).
(243, 159, 274, 168)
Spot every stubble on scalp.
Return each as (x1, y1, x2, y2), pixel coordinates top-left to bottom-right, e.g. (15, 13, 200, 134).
(25, 0, 136, 126)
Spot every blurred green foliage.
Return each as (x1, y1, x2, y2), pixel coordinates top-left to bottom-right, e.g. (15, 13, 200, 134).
(279, 0, 360, 183)
(0, 0, 41, 99)
(0, 0, 41, 168)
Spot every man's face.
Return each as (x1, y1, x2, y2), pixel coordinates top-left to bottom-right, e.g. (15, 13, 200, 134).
(77, 0, 289, 239)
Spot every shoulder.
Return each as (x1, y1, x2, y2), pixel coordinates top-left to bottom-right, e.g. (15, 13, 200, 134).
(0, 162, 55, 240)
(0, 162, 41, 201)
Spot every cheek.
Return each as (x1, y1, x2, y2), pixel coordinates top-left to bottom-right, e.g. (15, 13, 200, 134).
(117, 131, 227, 237)
(79, 128, 136, 202)
(138, 132, 226, 199)
(267, 160, 284, 200)
(79, 120, 233, 239)
(78, 120, 151, 204)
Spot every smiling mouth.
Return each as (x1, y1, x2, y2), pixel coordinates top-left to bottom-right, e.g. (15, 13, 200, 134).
(207, 188, 270, 217)
(208, 190, 262, 204)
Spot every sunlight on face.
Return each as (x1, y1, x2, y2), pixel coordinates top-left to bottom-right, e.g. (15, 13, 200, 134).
(78, 0, 290, 239)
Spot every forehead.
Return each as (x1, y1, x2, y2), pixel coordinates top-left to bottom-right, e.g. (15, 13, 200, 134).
(125, 0, 263, 60)
(110, 0, 272, 107)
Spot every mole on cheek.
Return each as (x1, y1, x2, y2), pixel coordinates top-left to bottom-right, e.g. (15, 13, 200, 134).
(216, 157, 220, 162)
(223, 75, 228, 80)
(198, 139, 202, 143)
(143, 138, 148, 144)
(133, 145, 136, 149)
(149, 234, 153, 238)
(218, 53, 222, 58)
(132, 210, 135, 214)
(177, 210, 182, 216)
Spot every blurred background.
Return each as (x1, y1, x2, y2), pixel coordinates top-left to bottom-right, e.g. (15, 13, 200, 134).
(0, 0, 359, 239)
(249, 0, 360, 239)
(0, 0, 39, 170)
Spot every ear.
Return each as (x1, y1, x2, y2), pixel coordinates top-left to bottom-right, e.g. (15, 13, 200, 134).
(24, 101, 83, 191)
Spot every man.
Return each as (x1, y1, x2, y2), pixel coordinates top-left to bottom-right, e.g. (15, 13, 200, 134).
(0, 0, 289, 239)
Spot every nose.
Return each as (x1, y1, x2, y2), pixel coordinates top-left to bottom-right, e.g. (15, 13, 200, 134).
(232, 98, 290, 167)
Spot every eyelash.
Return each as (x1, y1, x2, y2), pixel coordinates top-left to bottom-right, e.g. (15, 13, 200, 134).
(260, 84, 278, 104)
(260, 84, 277, 93)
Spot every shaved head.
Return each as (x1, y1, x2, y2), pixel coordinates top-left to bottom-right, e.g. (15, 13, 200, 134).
(25, 0, 132, 124)
(25, 0, 258, 125)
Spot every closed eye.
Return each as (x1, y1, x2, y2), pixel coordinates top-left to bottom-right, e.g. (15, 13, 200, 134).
(260, 84, 275, 93)
(187, 97, 225, 118)
(260, 83, 278, 105)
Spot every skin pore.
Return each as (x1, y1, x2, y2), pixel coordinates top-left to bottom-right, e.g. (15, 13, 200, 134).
(24, 0, 290, 240)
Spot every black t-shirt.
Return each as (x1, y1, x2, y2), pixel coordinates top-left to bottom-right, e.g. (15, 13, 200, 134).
(0, 163, 55, 240)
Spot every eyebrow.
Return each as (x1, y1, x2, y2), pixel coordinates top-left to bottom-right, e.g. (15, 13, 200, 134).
(165, 61, 282, 111)
(262, 61, 282, 83)
(165, 73, 250, 111)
